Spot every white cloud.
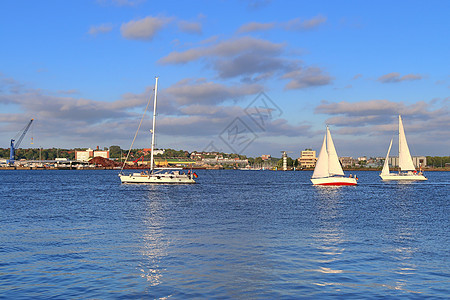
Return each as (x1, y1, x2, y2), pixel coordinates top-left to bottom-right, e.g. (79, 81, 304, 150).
(120, 16, 172, 40)
(237, 22, 275, 33)
(88, 24, 113, 36)
(282, 15, 327, 31)
(377, 72, 423, 83)
(165, 78, 262, 105)
(314, 99, 449, 139)
(177, 20, 202, 34)
(159, 36, 284, 64)
(282, 67, 333, 89)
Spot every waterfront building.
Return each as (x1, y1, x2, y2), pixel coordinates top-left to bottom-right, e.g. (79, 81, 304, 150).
(75, 148, 110, 162)
(261, 155, 271, 161)
(299, 149, 317, 168)
(94, 150, 109, 159)
(143, 148, 164, 155)
(339, 157, 356, 167)
(75, 148, 94, 162)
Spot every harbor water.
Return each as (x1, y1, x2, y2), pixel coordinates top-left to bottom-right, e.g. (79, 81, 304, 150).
(1, 170, 449, 298)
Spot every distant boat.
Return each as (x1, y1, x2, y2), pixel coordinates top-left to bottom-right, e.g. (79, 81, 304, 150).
(118, 77, 196, 184)
(380, 115, 427, 181)
(311, 126, 357, 186)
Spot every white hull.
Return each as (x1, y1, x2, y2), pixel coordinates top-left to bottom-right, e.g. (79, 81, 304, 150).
(380, 173, 427, 181)
(311, 176, 357, 186)
(119, 171, 196, 184)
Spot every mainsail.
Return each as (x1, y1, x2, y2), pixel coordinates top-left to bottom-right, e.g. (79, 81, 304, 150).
(326, 127, 345, 176)
(398, 115, 416, 171)
(381, 138, 393, 176)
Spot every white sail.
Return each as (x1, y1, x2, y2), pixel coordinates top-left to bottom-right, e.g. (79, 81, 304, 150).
(312, 134, 328, 178)
(326, 127, 345, 176)
(398, 115, 416, 171)
(381, 138, 393, 176)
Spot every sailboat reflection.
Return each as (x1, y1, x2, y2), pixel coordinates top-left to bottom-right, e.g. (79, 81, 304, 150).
(138, 189, 169, 286)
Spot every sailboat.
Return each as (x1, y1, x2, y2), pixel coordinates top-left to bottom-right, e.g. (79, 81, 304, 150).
(118, 77, 196, 184)
(380, 115, 427, 181)
(311, 126, 357, 186)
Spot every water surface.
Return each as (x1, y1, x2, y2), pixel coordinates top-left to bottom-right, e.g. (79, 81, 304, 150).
(1, 170, 449, 298)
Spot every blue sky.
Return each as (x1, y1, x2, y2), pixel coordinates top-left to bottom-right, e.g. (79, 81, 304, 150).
(0, 0, 449, 158)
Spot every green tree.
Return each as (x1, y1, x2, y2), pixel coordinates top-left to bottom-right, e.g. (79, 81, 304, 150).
(109, 145, 122, 158)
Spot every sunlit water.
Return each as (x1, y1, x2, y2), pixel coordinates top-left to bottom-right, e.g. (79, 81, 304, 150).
(1, 170, 449, 298)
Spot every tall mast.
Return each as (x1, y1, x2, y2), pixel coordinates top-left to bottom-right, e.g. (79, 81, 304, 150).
(150, 77, 158, 173)
(398, 115, 401, 173)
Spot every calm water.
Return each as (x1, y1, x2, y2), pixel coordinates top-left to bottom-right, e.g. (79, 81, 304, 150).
(1, 170, 449, 299)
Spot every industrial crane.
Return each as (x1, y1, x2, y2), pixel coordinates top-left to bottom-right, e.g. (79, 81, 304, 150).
(8, 119, 34, 165)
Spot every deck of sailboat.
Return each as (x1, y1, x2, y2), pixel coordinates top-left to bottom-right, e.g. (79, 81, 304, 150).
(119, 170, 196, 184)
(380, 173, 427, 181)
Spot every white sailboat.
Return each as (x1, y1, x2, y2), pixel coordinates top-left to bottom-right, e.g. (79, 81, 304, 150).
(311, 126, 357, 186)
(119, 77, 196, 184)
(380, 115, 427, 181)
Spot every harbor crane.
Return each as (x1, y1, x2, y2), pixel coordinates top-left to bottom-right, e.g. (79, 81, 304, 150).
(8, 119, 34, 165)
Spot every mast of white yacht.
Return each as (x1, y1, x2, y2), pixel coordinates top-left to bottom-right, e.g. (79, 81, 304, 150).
(150, 77, 158, 173)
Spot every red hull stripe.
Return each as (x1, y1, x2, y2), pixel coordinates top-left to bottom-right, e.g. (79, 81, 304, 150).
(317, 182, 357, 186)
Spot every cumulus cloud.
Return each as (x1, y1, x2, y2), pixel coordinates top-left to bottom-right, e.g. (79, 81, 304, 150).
(282, 15, 327, 31)
(282, 67, 333, 89)
(237, 22, 275, 33)
(159, 36, 284, 64)
(314, 99, 438, 121)
(160, 36, 332, 88)
(0, 73, 321, 152)
(165, 78, 262, 105)
(156, 109, 314, 139)
(314, 98, 449, 142)
(244, 0, 272, 10)
(377, 72, 423, 83)
(88, 24, 113, 36)
(214, 53, 291, 79)
(177, 20, 202, 34)
(120, 16, 172, 40)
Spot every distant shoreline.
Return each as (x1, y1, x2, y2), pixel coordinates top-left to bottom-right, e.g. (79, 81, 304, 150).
(1, 167, 449, 171)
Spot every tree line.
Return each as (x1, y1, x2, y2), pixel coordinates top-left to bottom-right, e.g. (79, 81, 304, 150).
(426, 156, 450, 168)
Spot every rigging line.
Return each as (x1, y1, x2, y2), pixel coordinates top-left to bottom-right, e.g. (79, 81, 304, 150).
(119, 90, 154, 173)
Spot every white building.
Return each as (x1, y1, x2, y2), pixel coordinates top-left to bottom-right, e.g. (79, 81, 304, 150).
(75, 148, 110, 162)
(298, 149, 317, 168)
(75, 148, 94, 162)
(94, 150, 109, 159)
